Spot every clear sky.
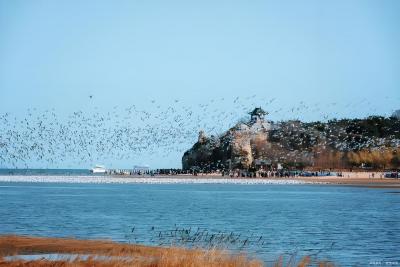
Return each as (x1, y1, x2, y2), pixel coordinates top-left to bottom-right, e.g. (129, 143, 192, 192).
(0, 0, 399, 168)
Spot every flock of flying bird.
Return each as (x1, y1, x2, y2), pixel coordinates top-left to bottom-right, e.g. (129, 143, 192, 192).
(0, 95, 396, 168)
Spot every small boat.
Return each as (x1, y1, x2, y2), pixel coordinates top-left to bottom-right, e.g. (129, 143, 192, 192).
(91, 165, 107, 174)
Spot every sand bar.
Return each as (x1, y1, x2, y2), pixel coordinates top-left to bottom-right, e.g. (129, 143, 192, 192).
(0, 174, 399, 188)
(0, 175, 310, 185)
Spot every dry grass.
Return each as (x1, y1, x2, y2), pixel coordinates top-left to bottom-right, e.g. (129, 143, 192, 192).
(0, 235, 261, 267)
(0, 235, 335, 267)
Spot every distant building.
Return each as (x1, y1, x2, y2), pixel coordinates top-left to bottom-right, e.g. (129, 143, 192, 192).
(248, 107, 271, 131)
(249, 107, 267, 123)
(254, 158, 272, 169)
(133, 165, 150, 173)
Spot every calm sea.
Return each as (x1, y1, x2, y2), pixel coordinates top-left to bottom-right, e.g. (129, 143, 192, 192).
(0, 180, 399, 266)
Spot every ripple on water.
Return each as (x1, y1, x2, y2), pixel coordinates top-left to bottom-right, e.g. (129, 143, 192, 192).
(0, 182, 399, 266)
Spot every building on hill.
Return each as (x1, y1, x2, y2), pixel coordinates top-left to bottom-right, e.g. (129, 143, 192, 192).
(247, 107, 272, 131)
(249, 107, 267, 123)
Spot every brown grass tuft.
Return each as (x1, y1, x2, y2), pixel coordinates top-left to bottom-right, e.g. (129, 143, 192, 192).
(0, 235, 262, 267)
(0, 235, 336, 267)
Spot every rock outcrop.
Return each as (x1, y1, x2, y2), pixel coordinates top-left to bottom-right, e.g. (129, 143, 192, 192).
(392, 110, 400, 120)
(182, 108, 400, 171)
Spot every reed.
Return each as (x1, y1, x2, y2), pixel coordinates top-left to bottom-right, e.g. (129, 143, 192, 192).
(0, 235, 335, 267)
(0, 235, 261, 267)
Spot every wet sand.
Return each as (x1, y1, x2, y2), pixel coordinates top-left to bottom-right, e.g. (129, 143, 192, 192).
(158, 174, 400, 188)
(0, 174, 399, 188)
(189, 176, 400, 188)
(289, 177, 400, 188)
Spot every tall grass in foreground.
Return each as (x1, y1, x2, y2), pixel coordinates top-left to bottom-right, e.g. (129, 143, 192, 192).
(0, 235, 334, 267)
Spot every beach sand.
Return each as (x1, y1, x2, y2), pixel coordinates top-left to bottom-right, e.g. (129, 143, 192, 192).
(0, 173, 399, 188)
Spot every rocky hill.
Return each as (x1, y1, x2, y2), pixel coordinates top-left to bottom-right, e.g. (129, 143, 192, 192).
(182, 108, 400, 171)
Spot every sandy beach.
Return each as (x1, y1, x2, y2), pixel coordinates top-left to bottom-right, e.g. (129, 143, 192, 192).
(286, 176, 400, 188)
(0, 175, 309, 185)
(0, 173, 399, 188)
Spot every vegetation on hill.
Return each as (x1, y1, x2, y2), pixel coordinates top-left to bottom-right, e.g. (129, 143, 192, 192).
(182, 115, 400, 171)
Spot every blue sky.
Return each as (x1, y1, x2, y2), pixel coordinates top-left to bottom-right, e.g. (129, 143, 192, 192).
(0, 0, 399, 168)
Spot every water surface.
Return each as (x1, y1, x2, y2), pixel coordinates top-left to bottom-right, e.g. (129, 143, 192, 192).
(0, 182, 399, 266)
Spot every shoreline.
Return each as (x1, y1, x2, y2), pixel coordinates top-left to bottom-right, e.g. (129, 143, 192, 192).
(0, 175, 311, 185)
(0, 175, 399, 188)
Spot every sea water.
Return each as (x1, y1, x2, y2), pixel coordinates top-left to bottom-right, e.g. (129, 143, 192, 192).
(0, 181, 399, 266)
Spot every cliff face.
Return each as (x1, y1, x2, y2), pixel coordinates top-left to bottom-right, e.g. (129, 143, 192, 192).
(183, 119, 275, 170)
(182, 113, 400, 171)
